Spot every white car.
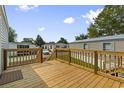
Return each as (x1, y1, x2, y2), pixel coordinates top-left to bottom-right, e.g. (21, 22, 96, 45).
(43, 49, 49, 55)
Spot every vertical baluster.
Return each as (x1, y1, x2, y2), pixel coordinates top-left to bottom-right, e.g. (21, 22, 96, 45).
(85, 52, 87, 67)
(78, 51, 79, 65)
(72, 51, 74, 64)
(26, 50, 28, 63)
(13, 51, 15, 66)
(120, 56, 123, 78)
(87, 51, 90, 68)
(27, 50, 28, 63)
(114, 55, 117, 77)
(16, 50, 18, 66)
(80, 51, 82, 65)
(87, 52, 89, 68)
(34, 50, 36, 63)
(91, 52, 93, 69)
(73, 51, 74, 63)
(22, 50, 24, 64)
(82, 51, 84, 64)
(104, 54, 106, 74)
(109, 55, 111, 75)
(79, 51, 80, 65)
(30, 50, 33, 63)
(86, 52, 88, 67)
(9, 51, 11, 67)
(75, 51, 77, 64)
(100, 54, 102, 72)
(18, 49, 20, 64)
(74, 51, 76, 64)
(117, 56, 120, 77)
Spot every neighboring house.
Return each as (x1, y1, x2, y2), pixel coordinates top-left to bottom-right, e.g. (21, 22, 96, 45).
(55, 43, 69, 48)
(0, 6, 9, 75)
(42, 43, 69, 52)
(8, 42, 38, 49)
(22, 38, 35, 44)
(42, 42, 55, 52)
(69, 34, 124, 52)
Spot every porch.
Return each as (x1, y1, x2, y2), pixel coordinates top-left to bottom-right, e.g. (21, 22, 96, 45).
(0, 60, 124, 88)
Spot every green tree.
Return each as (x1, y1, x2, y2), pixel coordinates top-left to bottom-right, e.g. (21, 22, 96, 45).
(88, 5, 124, 38)
(35, 35, 45, 47)
(87, 24, 99, 38)
(57, 37, 68, 44)
(75, 34, 88, 40)
(9, 27, 17, 42)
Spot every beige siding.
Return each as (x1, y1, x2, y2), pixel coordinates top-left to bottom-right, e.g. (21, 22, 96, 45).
(115, 40, 124, 52)
(88, 42, 102, 50)
(69, 43, 83, 49)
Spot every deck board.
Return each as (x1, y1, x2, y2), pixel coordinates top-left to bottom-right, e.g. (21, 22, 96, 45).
(0, 60, 124, 88)
(87, 76, 103, 88)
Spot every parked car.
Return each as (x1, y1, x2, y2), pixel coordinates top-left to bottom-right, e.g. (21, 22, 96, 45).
(43, 49, 49, 55)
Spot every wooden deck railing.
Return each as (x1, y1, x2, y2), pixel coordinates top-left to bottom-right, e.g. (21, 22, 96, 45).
(4, 48, 42, 69)
(55, 48, 124, 81)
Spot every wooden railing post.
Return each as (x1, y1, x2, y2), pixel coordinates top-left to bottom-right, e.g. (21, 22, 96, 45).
(69, 49, 71, 64)
(94, 51, 98, 74)
(4, 49, 7, 70)
(41, 48, 43, 63)
(55, 49, 57, 59)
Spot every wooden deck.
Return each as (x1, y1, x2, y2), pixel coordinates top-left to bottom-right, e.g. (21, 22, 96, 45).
(1, 60, 124, 88)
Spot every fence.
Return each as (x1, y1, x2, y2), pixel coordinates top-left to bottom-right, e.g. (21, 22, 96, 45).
(4, 48, 42, 69)
(55, 48, 124, 81)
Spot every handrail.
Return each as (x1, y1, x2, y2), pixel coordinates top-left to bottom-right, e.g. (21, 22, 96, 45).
(55, 48, 124, 81)
(4, 48, 42, 69)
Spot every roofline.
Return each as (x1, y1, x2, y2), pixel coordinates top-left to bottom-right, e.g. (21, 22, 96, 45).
(9, 42, 35, 45)
(70, 35, 124, 44)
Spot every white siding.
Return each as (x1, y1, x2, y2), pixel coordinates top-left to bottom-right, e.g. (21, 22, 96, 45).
(8, 43, 17, 49)
(29, 44, 38, 48)
(0, 7, 9, 75)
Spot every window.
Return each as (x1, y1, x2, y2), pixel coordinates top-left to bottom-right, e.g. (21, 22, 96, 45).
(84, 43, 88, 49)
(45, 46, 47, 49)
(56, 45, 60, 48)
(17, 45, 29, 48)
(103, 43, 112, 51)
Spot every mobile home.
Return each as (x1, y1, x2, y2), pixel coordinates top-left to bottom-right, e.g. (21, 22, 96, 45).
(42, 43, 69, 52)
(69, 34, 124, 52)
(8, 42, 38, 49)
(0, 6, 9, 76)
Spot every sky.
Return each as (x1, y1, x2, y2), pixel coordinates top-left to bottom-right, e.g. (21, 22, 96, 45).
(5, 5, 104, 43)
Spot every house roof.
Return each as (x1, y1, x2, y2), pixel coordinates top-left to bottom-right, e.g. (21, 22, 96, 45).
(70, 34, 124, 43)
(9, 42, 35, 45)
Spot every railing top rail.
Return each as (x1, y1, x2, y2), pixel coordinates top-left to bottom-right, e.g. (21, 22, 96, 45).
(56, 48, 124, 55)
(4, 48, 42, 51)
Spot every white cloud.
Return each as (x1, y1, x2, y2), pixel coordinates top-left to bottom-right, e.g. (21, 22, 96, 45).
(63, 17, 75, 24)
(82, 8, 103, 24)
(38, 27, 45, 31)
(17, 5, 39, 12)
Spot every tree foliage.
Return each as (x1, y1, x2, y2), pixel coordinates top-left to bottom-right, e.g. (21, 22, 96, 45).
(35, 35, 45, 47)
(88, 5, 124, 38)
(57, 37, 68, 44)
(87, 24, 99, 38)
(75, 34, 88, 40)
(8, 27, 17, 42)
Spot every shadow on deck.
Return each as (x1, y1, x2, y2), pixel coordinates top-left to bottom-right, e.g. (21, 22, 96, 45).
(1, 60, 124, 88)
